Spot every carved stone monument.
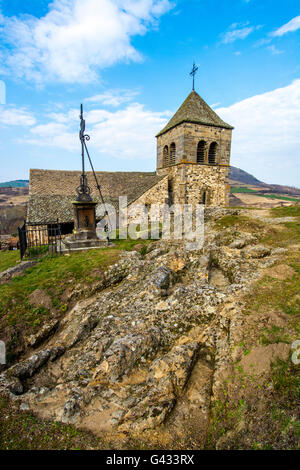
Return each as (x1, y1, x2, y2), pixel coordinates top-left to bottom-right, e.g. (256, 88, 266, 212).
(61, 105, 108, 252)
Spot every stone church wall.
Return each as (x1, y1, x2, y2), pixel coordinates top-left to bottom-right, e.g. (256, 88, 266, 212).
(157, 123, 232, 168)
(125, 162, 230, 229)
(157, 163, 230, 207)
(126, 176, 168, 224)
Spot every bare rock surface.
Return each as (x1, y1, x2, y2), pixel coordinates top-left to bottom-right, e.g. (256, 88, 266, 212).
(28, 289, 53, 311)
(0, 208, 287, 443)
(26, 320, 59, 347)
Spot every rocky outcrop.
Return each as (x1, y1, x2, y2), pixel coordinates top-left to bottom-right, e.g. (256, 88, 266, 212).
(0, 260, 36, 282)
(0, 209, 286, 443)
(26, 320, 59, 347)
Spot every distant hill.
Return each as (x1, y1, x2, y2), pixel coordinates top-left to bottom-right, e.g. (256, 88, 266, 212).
(0, 180, 29, 188)
(229, 166, 300, 196)
(229, 166, 262, 186)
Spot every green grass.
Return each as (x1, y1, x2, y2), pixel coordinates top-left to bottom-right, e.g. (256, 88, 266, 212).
(111, 235, 153, 252)
(261, 194, 298, 202)
(261, 205, 300, 248)
(0, 395, 103, 450)
(215, 214, 262, 231)
(260, 325, 292, 345)
(244, 264, 300, 322)
(0, 248, 121, 359)
(272, 358, 300, 404)
(209, 208, 300, 450)
(110, 224, 161, 252)
(231, 187, 299, 202)
(271, 205, 300, 218)
(242, 208, 300, 337)
(0, 235, 157, 363)
(231, 187, 257, 194)
(0, 250, 19, 272)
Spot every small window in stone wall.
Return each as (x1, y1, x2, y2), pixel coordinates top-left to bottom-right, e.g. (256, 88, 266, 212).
(200, 189, 210, 205)
(197, 140, 205, 163)
(170, 142, 176, 165)
(208, 142, 217, 164)
(168, 178, 174, 205)
(163, 145, 169, 167)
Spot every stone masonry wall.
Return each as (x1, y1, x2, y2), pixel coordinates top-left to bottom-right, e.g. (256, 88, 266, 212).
(126, 176, 168, 224)
(125, 162, 230, 229)
(157, 123, 232, 168)
(157, 163, 230, 207)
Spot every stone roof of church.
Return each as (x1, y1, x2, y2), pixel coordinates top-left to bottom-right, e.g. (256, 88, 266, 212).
(27, 169, 164, 224)
(156, 90, 233, 136)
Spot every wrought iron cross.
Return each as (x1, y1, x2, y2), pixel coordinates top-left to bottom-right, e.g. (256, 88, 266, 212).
(190, 62, 198, 91)
(77, 104, 92, 201)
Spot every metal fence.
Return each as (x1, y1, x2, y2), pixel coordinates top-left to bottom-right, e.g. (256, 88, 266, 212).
(18, 220, 62, 260)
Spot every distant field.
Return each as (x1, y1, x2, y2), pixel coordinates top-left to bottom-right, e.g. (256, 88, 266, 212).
(231, 187, 299, 202)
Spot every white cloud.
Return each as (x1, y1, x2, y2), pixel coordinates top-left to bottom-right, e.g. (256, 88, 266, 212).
(221, 23, 262, 44)
(266, 45, 283, 55)
(88, 103, 170, 160)
(222, 26, 254, 44)
(210, 102, 221, 108)
(216, 79, 300, 186)
(85, 89, 140, 107)
(271, 15, 300, 37)
(1, 0, 172, 84)
(26, 94, 171, 161)
(0, 105, 36, 126)
(27, 122, 77, 151)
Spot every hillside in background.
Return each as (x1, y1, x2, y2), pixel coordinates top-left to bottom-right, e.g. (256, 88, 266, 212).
(229, 166, 300, 207)
(229, 166, 262, 186)
(0, 180, 29, 188)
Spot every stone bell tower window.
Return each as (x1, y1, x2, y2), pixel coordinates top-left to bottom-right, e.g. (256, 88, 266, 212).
(168, 178, 174, 205)
(170, 142, 176, 165)
(163, 145, 169, 167)
(197, 140, 205, 163)
(208, 142, 217, 164)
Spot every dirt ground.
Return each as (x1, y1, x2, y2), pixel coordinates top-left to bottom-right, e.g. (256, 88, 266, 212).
(232, 193, 294, 208)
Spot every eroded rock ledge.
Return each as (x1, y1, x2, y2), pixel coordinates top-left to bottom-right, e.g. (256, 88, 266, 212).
(0, 209, 288, 443)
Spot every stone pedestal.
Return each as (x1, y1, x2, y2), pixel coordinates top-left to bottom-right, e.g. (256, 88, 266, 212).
(73, 200, 98, 238)
(61, 200, 108, 252)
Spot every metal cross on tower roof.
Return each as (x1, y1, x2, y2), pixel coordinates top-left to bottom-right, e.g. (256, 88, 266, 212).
(190, 62, 198, 91)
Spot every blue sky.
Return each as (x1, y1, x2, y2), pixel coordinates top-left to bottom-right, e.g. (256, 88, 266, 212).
(0, 0, 299, 186)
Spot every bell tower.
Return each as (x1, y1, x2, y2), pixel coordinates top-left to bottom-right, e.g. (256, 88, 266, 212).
(155, 88, 233, 206)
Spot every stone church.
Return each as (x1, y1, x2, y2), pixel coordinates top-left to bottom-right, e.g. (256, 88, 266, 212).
(27, 89, 233, 233)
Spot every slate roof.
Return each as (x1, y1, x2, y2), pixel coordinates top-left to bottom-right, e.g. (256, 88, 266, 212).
(156, 90, 233, 136)
(27, 169, 164, 224)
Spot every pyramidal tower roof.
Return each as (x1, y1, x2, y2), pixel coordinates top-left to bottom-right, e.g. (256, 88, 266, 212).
(156, 90, 233, 137)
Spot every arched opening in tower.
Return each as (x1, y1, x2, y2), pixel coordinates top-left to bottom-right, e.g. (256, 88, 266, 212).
(168, 178, 174, 205)
(197, 140, 205, 163)
(163, 145, 169, 167)
(170, 142, 176, 165)
(208, 142, 217, 164)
